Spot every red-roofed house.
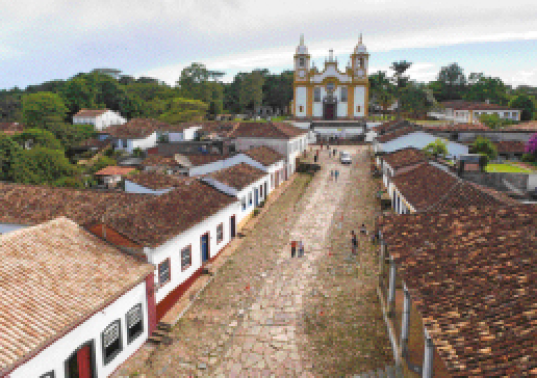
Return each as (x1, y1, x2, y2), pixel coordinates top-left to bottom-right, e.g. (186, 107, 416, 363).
(433, 100, 521, 124)
(94, 166, 136, 188)
(73, 108, 127, 131)
(2, 217, 155, 378)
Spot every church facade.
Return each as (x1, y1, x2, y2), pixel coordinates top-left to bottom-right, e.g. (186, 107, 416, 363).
(292, 35, 370, 121)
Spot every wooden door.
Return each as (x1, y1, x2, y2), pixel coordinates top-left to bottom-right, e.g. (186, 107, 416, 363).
(201, 233, 210, 263)
(77, 345, 92, 378)
(230, 215, 236, 238)
(145, 272, 157, 333)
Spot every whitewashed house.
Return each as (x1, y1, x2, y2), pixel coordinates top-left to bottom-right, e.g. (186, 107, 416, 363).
(1, 217, 155, 378)
(430, 100, 521, 124)
(94, 166, 136, 188)
(373, 126, 469, 161)
(73, 109, 127, 131)
(240, 146, 286, 192)
(201, 162, 270, 225)
(230, 122, 308, 179)
(106, 118, 170, 153)
(157, 124, 203, 142)
(98, 179, 240, 321)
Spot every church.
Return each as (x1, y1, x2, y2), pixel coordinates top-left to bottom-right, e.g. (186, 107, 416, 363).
(292, 35, 370, 121)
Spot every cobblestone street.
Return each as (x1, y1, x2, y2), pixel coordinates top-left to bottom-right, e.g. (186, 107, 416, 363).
(115, 146, 392, 377)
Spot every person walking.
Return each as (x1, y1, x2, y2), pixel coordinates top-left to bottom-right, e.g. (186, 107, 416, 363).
(291, 240, 297, 258)
(351, 231, 357, 255)
(298, 241, 304, 257)
(330, 169, 334, 181)
(334, 169, 339, 182)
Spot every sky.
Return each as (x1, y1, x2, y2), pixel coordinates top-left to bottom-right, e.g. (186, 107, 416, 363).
(1, 0, 537, 90)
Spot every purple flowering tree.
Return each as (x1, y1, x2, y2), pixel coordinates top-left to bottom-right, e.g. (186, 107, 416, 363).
(526, 133, 537, 158)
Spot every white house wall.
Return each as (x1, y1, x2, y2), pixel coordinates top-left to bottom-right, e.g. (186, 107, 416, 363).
(354, 87, 366, 117)
(10, 280, 149, 378)
(295, 87, 307, 117)
(382, 132, 469, 158)
(235, 175, 270, 223)
(124, 180, 175, 195)
(183, 126, 202, 141)
(149, 202, 240, 304)
(129, 133, 157, 153)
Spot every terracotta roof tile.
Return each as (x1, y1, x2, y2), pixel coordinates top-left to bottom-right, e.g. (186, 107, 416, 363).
(181, 153, 231, 167)
(106, 118, 170, 139)
(125, 171, 184, 190)
(379, 205, 537, 376)
(0, 217, 153, 374)
(0, 122, 25, 135)
(208, 163, 267, 190)
(243, 146, 285, 166)
(422, 123, 491, 132)
(140, 155, 182, 168)
(441, 100, 520, 111)
(493, 141, 527, 154)
(392, 163, 518, 212)
(0, 182, 151, 227)
(382, 147, 429, 170)
(106, 180, 237, 247)
(229, 122, 307, 139)
(73, 108, 110, 117)
(94, 166, 136, 176)
(376, 125, 422, 143)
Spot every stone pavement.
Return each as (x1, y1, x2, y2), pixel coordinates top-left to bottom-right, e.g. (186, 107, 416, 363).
(212, 148, 354, 377)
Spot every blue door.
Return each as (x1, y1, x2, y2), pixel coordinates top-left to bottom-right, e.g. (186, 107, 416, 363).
(201, 233, 209, 263)
(254, 188, 259, 207)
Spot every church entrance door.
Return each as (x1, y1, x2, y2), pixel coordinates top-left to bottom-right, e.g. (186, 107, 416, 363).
(323, 103, 336, 120)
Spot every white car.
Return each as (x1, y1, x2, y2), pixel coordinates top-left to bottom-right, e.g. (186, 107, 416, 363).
(340, 152, 352, 165)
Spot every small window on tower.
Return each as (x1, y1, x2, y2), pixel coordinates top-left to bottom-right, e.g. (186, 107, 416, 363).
(314, 88, 321, 102)
(299, 106, 304, 112)
(357, 106, 361, 113)
(359, 58, 364, 68)
(299, 58, 305, 67)
(341, 87, 348, 102)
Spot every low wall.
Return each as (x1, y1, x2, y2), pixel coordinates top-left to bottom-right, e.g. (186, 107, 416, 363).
(460, 171, 531, 192)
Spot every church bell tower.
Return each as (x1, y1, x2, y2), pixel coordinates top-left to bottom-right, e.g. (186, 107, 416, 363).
(293, 34, 310, 118)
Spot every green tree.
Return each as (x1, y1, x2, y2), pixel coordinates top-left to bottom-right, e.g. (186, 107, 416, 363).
(177, 63, 224, 117)
(13, 128, 63, 150)
(509, 94, 535, 121)
(0, 134, 24, 180)
(369, 71, 395, 120)
(400, 83, 434, 119)
(239, 70, 265, 113)
(470, 136, 498, 160)
(464, 73, 509, 105)
(11, 147, 76, 185)
(0, 90, 23, 121)
(422, 138, 448, 158)
(436, 63, 466, 101)
(120, 92, 146, 119)
(478, 113, 517, 129)
(22, 92, 68, 128)
(46, 123, 96, 150)
(390, 60, 412, 119)
(61, 77, 95, 117)
(158, 97, 209, 124)
(89, 155, 117, 174)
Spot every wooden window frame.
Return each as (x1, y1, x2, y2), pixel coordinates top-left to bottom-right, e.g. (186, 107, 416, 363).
(216, 223, 224, 244)
(101, 319, 123, 365)
(158, 258, 171, 287)
(126, 303, 144, 344)
(181, 245, 192, 271)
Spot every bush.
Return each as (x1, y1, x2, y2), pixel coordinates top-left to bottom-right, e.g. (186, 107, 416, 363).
(521, 153, 536, 162)
(132, 147, 145, 158)
(253, 209, 261, 216)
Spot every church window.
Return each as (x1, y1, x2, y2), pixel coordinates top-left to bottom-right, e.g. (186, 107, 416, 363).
(340, 87, 348, 102)
(314, 88, 321, 102)
(359, 58, 364, 68)
(299, 106, 304, 112)
(299, 58, 305, 67)
(356, 106, 361, 113)
(327, 82, 335, 92)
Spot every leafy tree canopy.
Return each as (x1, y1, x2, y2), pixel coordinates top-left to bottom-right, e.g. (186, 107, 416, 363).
(11, 147, 77, 185)
(422, 138, 448, 158)
(22, 92, 68, 128)
(158, 97, 209, 124)
(509, 94, 535, 121)
(0, 134, 23, 181)
(470, 136, 498, 160)
(13, 128, 63, 151)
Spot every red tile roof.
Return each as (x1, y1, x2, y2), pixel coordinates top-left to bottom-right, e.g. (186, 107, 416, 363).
(441, 100, 520, 111)
(106, 180, 237, 247)
(208, 163, 268, 190)
(0, 217, 153, 375)
(229, 122, 307, 139)
(94, 166, 136, 176)
(422, 123, 491, 132)
(243, 146, 285, 166)
(503, 121, 537, 132)
(0, 122, 25, 135)
(379, 205, 537, 376)
(73, 108, 110, 117)
(140, 155, 182, 168)
(382, 147, 428, 170)
(493, 141, 527, 154)
(106, 118, 170, 139)
(125, 171, 184, 190)
(392, 163, 518, 212)
(180, 153, 231, 167)
(0, 182, 151, 227)
(376, 126, 422, 143)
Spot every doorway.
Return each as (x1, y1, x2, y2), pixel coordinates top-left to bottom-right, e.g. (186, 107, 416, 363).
(323, 103, 336, 120)
(230, 215, 236, 238)
(65, 341, 95, 378)
(201, 232, 210, 264)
